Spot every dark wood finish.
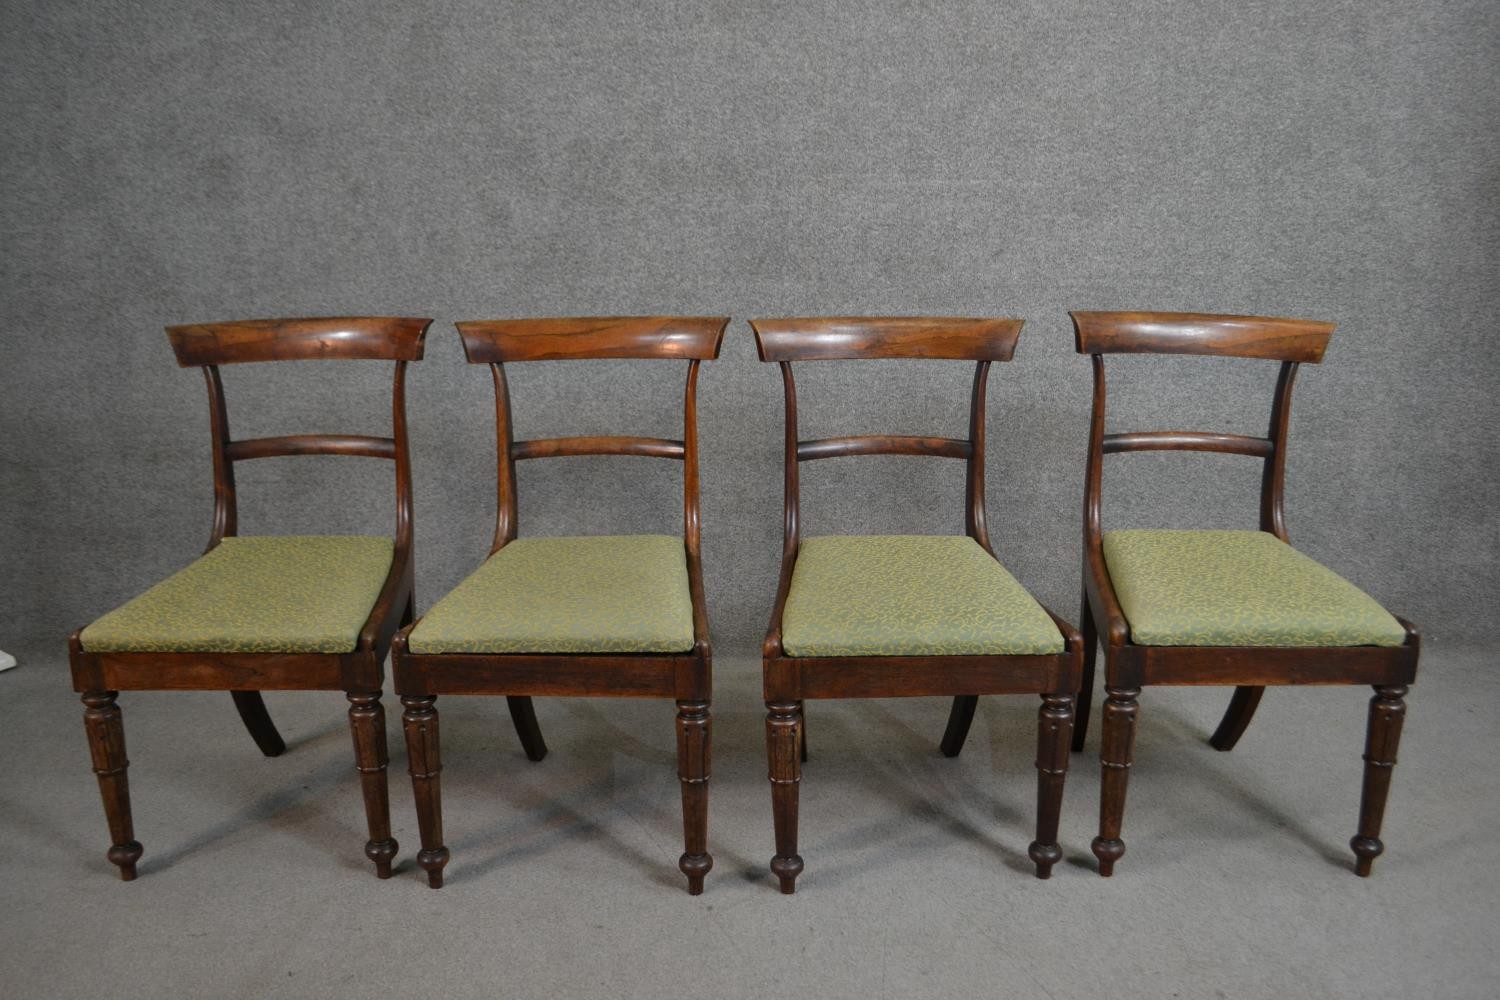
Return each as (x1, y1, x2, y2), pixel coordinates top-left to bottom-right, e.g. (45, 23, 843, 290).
(766, 653, 1074, 701)
(396, 652, 692, 698)
(676, 700, 712, 894)
(938, 695, 978, 758)
(80, 691, 143, 880)
(752, 316, 1023, 362)
(511, 436, 685, 461)
(393, 316, 725, 893)
(751, 316, 1082, 891)
(1030, 694, 1075, 878)
(401, 696, 449, 888)
(348, 691, 397, 878)
(1091, 687, 1139, 877)
(766, 701, 804, 894)
(225, 434, 396, 462)
(506, 696, 548, 762)
(230, 691, 286, 757)
(68, 316, 430, 880)
(1352, 684, 1407, 876)
(167, 316, 428, 366)
(1070, 311, 1333, 362)
(1102, 431, 1272, 457)
(1072, 310, 1420, 876)
(456, 316, 727, 363)
(797, 435, 971, 462)
(1071, 584, 1098, 751)
(1208, 686, 1266, 752)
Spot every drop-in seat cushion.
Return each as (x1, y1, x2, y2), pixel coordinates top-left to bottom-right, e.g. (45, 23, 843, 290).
(408, 535, 695, 655)
(1102, 529, 1407, 647)
(780, 535, 1064, 657)
(80, 536, 395, 654)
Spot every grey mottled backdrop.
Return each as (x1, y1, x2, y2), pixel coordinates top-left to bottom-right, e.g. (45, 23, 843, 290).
(3, 1, 1497, 653)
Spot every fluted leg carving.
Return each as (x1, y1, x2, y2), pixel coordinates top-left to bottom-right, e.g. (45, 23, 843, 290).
(1092, 686, 1139, 876)
(1029, 693, 1074, 878)
(347, 691, 397, 878)
(402, 695, 449, 888)
(676, 700, 713, 894)
(1351, 684, 1407, 877)
(766, 700, 804, 893)
(82, 691, 143, 880)
(1072, 588, 1097, 752)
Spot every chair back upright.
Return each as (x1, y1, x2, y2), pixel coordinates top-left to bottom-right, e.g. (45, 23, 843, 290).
(165, 316, 433, 553)
(1071, 310, 1336, 551)
(455, 316, 730, 556)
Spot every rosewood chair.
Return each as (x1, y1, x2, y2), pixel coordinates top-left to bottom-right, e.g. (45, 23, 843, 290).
(1070, 311, 1419, 877)
(69, 316, 431, 880)
(392, 316, 726, 893)
(752, 317, 1084, 893)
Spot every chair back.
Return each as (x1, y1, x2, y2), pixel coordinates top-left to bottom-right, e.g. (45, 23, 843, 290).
(1071, 310, 1336, 546)
(750, 316, 1025, 559)
(165, 316, 432, 551)
(454, 316, 729, 554)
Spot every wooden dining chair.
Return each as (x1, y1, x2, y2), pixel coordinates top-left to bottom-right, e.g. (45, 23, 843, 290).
(69, 316, 431, 880)
(1070, 311, 1419, 877)
(391, 316, 726, 893)
(752, 317, 1084, 893)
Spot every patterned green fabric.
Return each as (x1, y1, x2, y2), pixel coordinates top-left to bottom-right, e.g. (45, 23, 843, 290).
(1103, 529, 1406, 647)
(780, 535, 1064, 657)
(81, 536, 394, 654)
(408, 535, 695, 654)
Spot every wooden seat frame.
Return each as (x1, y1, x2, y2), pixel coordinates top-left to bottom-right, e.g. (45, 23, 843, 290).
(68, 316, 431, 880)
(752, 317, 1084, 893)
(391, 316, 727, 893)
(1070, 311, 1420, 877)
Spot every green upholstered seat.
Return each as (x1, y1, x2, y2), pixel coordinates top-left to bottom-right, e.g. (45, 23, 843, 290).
(408, 535, 695, 655)
(1102, 529, 1407, 648)
(80, 536, 395, 654)
(780, 535, 1064, 657)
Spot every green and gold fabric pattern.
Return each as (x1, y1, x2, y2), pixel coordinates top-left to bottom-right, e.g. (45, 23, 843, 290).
(1102, 529, 1407, 647)
(80, 535, 394, 654)
(408, 534, 695, 655)
(780, 535, 1064, 657)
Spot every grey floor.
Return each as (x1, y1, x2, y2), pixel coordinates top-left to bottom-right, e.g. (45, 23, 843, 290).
(1, 641, 1495, 1000)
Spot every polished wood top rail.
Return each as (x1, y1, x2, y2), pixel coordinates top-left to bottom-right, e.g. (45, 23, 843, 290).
(752, 316, 1023, 362)
(457, 316, 728, 363)
(167, 316, 430, 365)
(1071, 311, 1333, 363)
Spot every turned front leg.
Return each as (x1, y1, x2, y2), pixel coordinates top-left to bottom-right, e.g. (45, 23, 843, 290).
(676, 700, 713, 894)
(766, 700, 804, 893)
(1092, 686, 1139, 876)
(347, 691, 398, 878)
(82, 691, 143, 880)
(1029, 693, 1074, 878)
(402, 696, 449, 888)
(1351, 684, 1407, 877)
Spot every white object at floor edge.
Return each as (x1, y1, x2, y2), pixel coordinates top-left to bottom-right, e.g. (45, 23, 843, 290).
(0, 650, 16, 671)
